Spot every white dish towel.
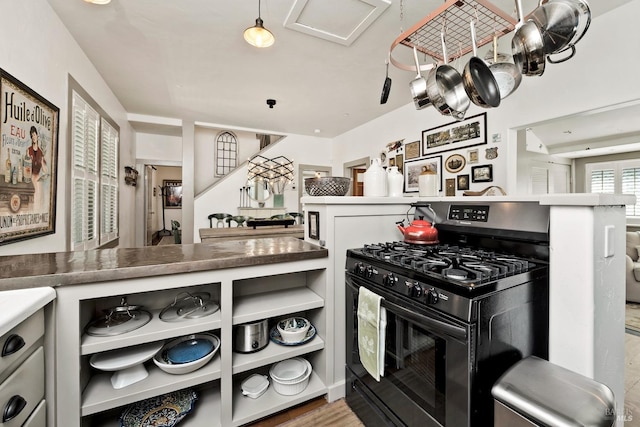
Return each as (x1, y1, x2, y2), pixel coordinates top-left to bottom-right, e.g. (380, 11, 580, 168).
(357, 286, 386, 381)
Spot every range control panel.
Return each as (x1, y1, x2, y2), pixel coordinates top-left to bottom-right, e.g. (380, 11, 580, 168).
(448, 205, 489, 222)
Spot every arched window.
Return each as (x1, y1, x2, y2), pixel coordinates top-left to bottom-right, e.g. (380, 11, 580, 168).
(216, 131, 237, 176)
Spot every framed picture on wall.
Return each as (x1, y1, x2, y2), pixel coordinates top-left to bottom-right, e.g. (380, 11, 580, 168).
(163, 180, 183, 208)
(403, 156, 442, 193)
(422, 112, 487, 155)
(308, 211, 320, 240)
(471, 165, 493, 183)
(0, 68, 59, 245)
(395, 154, 404, 173)
(404, 140, 420, 159)
(457, 174, 470, 190)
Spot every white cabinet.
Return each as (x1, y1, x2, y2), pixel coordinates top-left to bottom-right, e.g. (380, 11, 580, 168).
(54, 258, 328, 427)
(0, 308, 47, 427)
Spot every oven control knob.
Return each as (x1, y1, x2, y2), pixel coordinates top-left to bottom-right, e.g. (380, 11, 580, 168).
(426, 288, 439, 304)
(365, 266, 374, 278)
(354, 262, 366, 275)
(410, 283, 424, 298)
(383, 273, 395, 287)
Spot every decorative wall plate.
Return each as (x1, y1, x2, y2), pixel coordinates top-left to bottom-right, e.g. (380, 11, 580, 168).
(445, 154, 466, 173)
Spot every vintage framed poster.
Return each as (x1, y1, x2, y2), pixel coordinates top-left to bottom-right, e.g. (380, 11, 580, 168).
(0, 68, 59, 245)
(163, 180, 183, 208)
(422, 112, 487, 155)
(404, 156, 442, 193)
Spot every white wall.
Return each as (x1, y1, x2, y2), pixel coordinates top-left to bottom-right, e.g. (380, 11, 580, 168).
(194, 127, 260, 194)
(0, 0, 135, 255)
(136, 133, 182, 163)
(333, 2, 640, 197)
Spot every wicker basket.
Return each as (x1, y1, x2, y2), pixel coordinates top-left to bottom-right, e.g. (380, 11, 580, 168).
(304, 177, 351, 196)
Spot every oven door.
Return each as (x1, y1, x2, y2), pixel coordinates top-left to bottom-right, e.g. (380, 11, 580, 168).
(346, 274, 472, 427)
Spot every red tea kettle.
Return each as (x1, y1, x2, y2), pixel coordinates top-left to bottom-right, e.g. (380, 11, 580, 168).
(397, 216, 439, 245)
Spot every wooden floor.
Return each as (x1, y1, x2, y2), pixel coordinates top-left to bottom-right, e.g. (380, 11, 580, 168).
(246, 396, 328, 427)
(247, 335, 640, 426)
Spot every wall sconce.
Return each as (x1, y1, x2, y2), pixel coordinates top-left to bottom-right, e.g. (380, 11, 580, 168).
(124, 166, 138, 186)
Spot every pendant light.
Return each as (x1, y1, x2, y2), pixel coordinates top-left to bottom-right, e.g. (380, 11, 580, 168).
(243, 0, 275, 48)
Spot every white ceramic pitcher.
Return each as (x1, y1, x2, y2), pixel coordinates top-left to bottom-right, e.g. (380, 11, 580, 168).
(387, 166, 404, 197)
(363, 158, 386, 197)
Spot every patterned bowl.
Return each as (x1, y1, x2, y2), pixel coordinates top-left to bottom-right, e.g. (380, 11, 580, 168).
(304, 177, 351, 197)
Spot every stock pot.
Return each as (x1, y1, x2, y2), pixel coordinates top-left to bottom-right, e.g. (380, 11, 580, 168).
(530, 0, 591, 56)
(425, 33, 469, 120)
(512, 0, 546, 76)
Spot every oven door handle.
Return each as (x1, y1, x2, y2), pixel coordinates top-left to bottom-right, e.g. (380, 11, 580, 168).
(347, 280, 468, 341)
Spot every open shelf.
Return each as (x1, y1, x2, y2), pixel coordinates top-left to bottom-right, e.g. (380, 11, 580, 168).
(232, 335, 324, 375)
(82, 356, 221, 416)
(89, 385, 221, 427)
(231, 372, 326, 427)
(233, 287, 323, 325)
(81, 308, 222, 355)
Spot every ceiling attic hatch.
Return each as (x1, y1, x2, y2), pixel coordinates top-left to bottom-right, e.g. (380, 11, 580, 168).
(284, 0, 391, 46)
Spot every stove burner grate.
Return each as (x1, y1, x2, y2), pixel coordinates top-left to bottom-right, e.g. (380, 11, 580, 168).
(357, 241, 536, 287)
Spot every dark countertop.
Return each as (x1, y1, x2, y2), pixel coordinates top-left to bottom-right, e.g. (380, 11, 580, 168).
(0, 237, 327, 292)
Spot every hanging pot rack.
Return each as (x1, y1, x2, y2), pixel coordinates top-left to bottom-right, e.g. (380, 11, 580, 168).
(390, 0, 522, 72)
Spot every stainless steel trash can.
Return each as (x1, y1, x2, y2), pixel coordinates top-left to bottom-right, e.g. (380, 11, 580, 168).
(492, 356, 616, 427)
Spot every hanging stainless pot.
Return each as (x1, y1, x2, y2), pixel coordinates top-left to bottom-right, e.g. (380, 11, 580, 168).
(409, 47, 430, 110)
(529, 0, 591, 62)
(487, 34, 522, 99)
(462, 20, 500, 108)
(512, 0, 546, 76)
(425, 32, 470, 120)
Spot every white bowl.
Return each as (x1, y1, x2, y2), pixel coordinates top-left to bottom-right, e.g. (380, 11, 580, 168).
(153, 333, 220, 375)
(270, 359, 312, 396)
(269, 357, 308, 383)
(276, 317, 311, 343)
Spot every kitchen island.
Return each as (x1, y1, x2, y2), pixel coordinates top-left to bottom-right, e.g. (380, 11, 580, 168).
(0, 237, 330, 427)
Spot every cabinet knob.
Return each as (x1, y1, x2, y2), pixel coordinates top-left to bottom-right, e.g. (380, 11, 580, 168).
(1, 334, 25, 357)
(2, 395, 26, 422)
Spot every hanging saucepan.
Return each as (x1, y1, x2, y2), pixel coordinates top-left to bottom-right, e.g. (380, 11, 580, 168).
(425, 32, 470, 120)
(409, 47, 431, 110)
(380, 58, 392, 105)
(486, 33, 522, 99)
(529, 0, 591, 63)
(512, 0, 546, 76)
(462, 20, 500, 108)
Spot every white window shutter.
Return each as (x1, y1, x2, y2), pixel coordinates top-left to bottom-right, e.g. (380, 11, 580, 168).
(71, 91, 118, 250)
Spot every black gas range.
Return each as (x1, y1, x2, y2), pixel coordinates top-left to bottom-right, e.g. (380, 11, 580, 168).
(347, 239, 546, 323)
(345, 201, 550, 427)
